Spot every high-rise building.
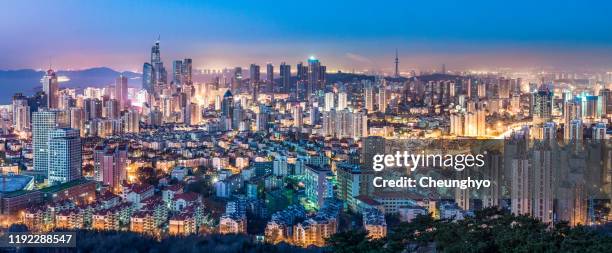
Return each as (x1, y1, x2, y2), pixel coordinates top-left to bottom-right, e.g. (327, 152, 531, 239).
(115, 75, 128, 110)
(41, 69, 59, 109)
(532, 88, 553, 125)
(307, 57, 326, 101)
(122, 109, 140, 133)
(94, 145, 128, 190)
(337, 92, 348, 110)
(250, 64, 261, 100)
(47, 128, 81, 185)
(324, 92, 335, 112)
(33, 110, 61, 181)
(266, 63, 274, 90)
(568, 119, 583, 141)
(293, 104, 303, 128)
(279, 62, 291, 93)
(364, 85, 374, 112)
(173, 60, 183, 85)
(150, 39, 167, 86)
(232, 67, 243, 92)
(378, 87, 387, 113)
(12, 93, 30, 133)
(142, 63, 155, 94)
(593, 122, 607, 140)
(182, 58, 193, 85)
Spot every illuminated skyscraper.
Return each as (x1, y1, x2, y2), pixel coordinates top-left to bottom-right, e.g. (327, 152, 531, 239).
(593, 122, 607, 140)
(182, 58, 193, 85)
(47, 128, 82, 185)
(307, 57, 326, 101)
(266, 63, 274, 91)
(12, 93, 30, 133)
(364, 84, 374, 112)
(279, 62, 291, 93)
(250, 64, 260, 100)
(532, 88, 553, 125)
(33, 109, 61, 181)
(337, 92, 348, 111)
(142, 63, 155, 94)
(115, 75, 128, 110)
(324, 92, 335, 112)
(173, 60, 183, 84)
(41, 69, 59, 109)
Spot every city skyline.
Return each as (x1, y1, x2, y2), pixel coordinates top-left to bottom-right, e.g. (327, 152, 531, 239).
(2, 0, 612, 71)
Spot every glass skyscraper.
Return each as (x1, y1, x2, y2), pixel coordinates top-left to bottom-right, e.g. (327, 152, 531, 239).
(32, 110, 60, 181)
(47, 128, 82, 185)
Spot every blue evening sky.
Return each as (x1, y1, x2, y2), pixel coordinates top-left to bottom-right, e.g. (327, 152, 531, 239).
(1, 0, 611, 71)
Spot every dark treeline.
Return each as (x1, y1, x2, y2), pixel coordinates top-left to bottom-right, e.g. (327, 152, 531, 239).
(327, 207, 612, 253)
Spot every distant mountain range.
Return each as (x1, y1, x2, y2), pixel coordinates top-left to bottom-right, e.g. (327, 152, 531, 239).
(0, 67, 141, 104)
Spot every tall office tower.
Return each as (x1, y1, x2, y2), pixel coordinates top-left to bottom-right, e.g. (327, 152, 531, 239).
(94, 145, 128, 189)
(249, 64, 260, 85)
(182, 58, 193, 85)
(47, 128, 81, 185)
(221, 89, 234, 117)
(567, 119, 583, 141)
(231, 104, 243, 131)
(266, 63, 274, 90)
(532, 88, 553, 125)
(280, 62, 291, 93)
(41, 69, 59, 109)
(324, 92, 335, 112)
(307, 57, 326, 100)
(364, 85, 374, 112)
(33, 110, 60, 181)
(593, 122, 607, 140)
(337, 92, 348, 110)
(378, 87, 387, 113)
(309, 107, 320, 126)
(296, 62, 308, 82)
(293, 104, 303, 127)
(394, 49, 400, 78)
(250, 64, 261, 100)
(151, 39, 161, 63)
(232, 67, 243, 92)
(12, 93, 30, 133)
(115, 75, 128, 110)
(173, 60, 183, 85)
(150, 39, 167, 86)
(142, 63, 155, 94)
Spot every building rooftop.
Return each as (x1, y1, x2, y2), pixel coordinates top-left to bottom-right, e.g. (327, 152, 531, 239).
(0, 174, 34, 193)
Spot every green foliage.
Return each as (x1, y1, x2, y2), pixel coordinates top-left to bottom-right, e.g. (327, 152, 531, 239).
(327, 207, 612, 253)
(327, 230, 386, 253)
